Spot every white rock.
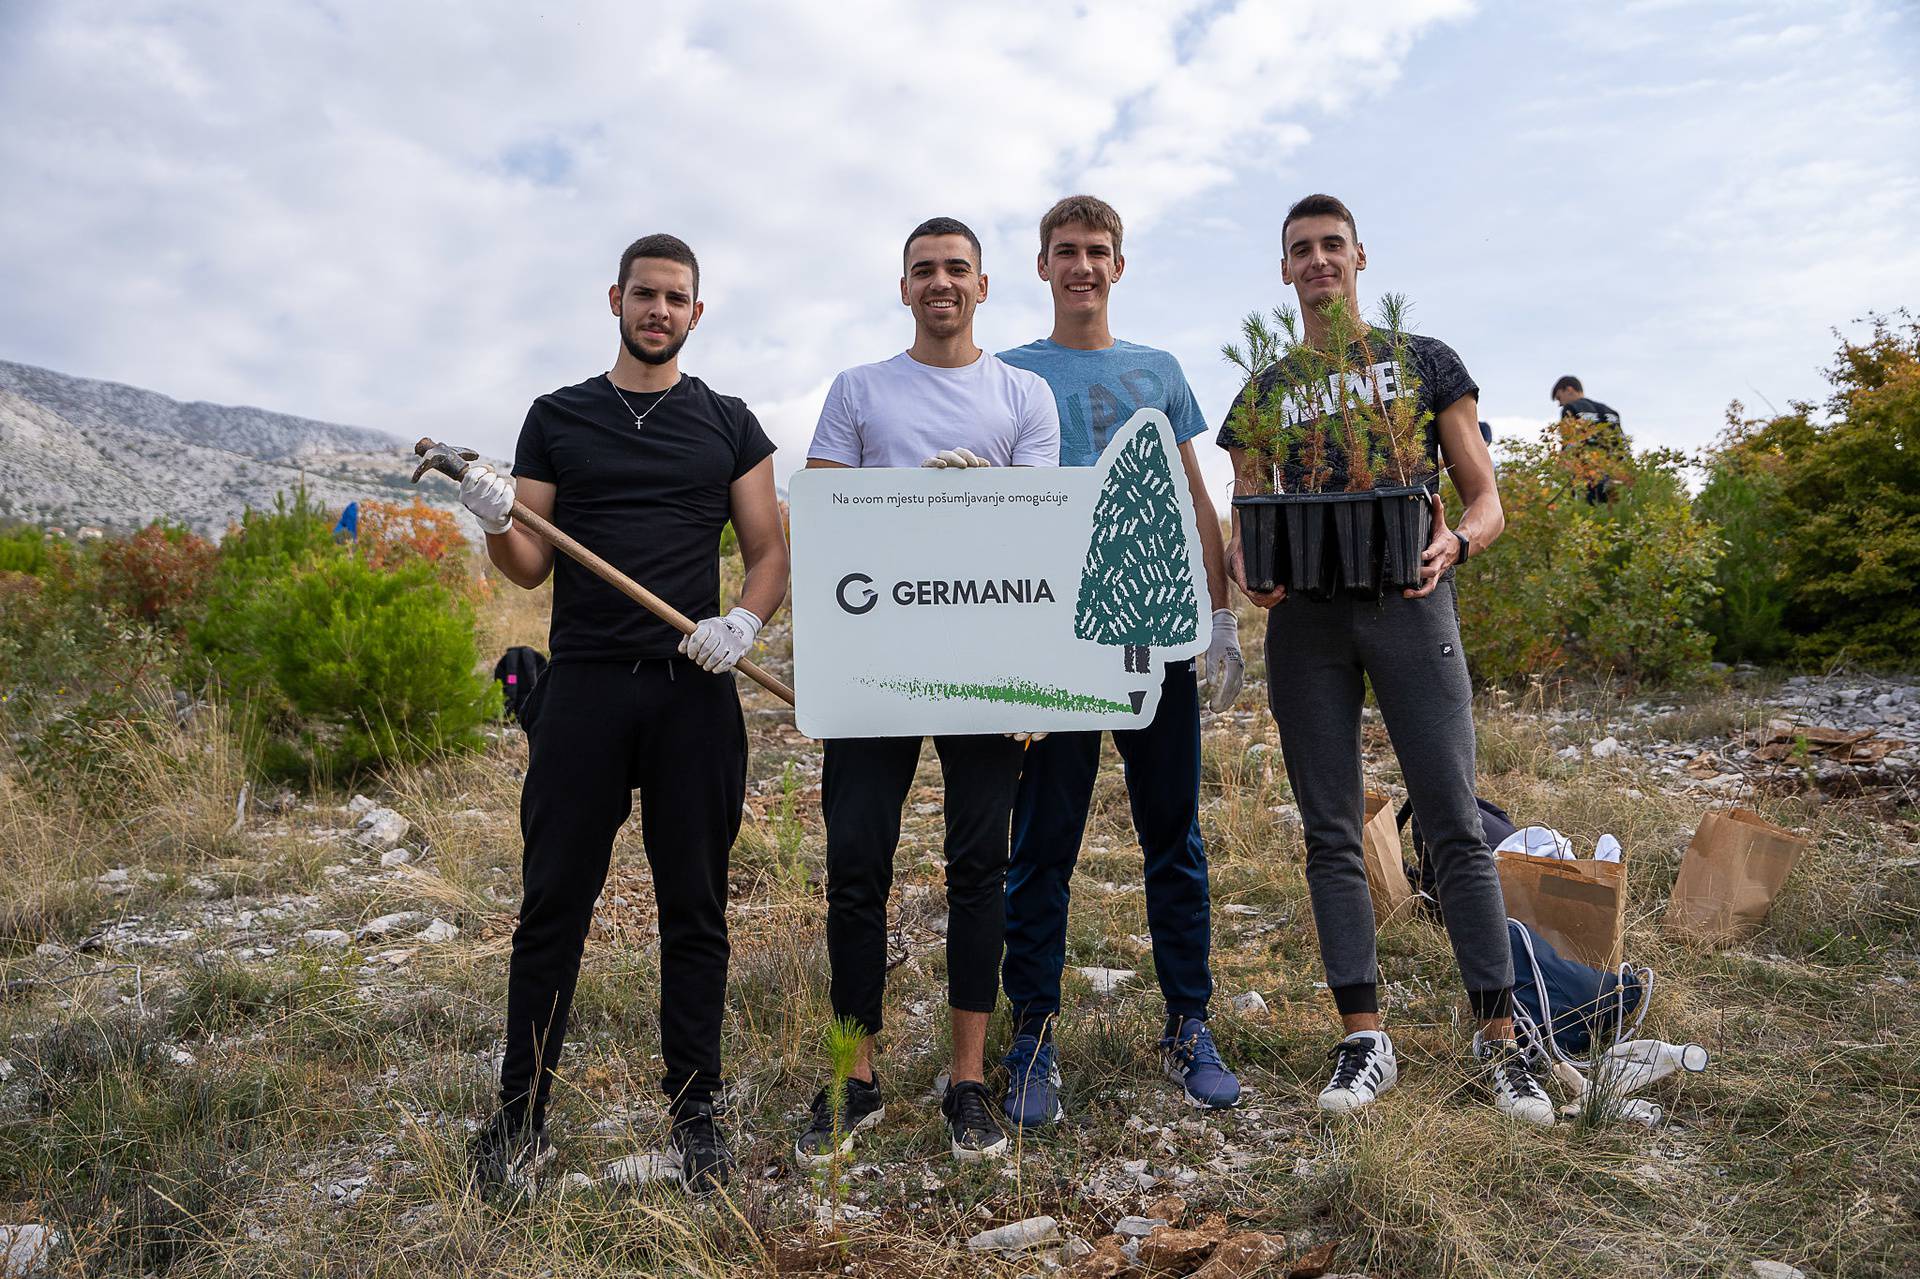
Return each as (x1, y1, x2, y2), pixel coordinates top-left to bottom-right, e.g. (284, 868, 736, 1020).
(358, 911, 426, 939)
(303, 929, 352, 948)
(0, 1224, 58, 1277)
(32, 944, 62, 959)
(1073, 966, 1137, 995)
(168, 1047, 196, 1067)
(1749, 1264, 1806, 1279)
(379, 848, 413, 868)
(966, 1216, 1059, 1253)
(1590, 736, 1622, 759)
(1114, 1216, 1164, 1238)
(1230, 990, 1268, 1016)
(601, 1153, 680, 1186)
(0, 1061, 12, 1082)
(559, 1172, 595, 1195)
(414, 918, 459, 944)
(354, 808, 410, 850)
(347, 794, 377, 815)
(1555, 745, 1581, 760)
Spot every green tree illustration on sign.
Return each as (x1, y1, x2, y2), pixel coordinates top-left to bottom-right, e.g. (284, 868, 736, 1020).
(1074, 425, 1199, 708)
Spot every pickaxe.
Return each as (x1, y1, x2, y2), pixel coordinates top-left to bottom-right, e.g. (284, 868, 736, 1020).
(411, 438, 796, 706)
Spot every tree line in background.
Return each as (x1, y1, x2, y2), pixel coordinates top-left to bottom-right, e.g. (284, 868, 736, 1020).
(1, 312, 1915, 786)
(0, 493, 498, 790)
(1457, 312, 1919, 684)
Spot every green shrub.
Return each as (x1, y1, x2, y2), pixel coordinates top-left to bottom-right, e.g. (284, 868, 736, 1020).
(1696, 314, 1920, 667)
(1694, 407, 1793, 663)
(0, 525, 61, 576)
(1458, 436, 1721, 685)
(191, 487, 344, 690)
(217, 555, 500, 776)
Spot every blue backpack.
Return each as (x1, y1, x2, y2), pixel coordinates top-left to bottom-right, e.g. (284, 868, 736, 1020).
(1508, 918, 1650, 1066)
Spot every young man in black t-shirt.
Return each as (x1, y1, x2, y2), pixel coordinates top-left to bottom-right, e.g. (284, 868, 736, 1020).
(458, 233, 789, 1197)
(1219, 194, 1554, 1127)
(1550, 375, 1629, 503)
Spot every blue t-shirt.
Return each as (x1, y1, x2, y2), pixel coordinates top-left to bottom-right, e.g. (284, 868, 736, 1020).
(996, 338, 1207, 468)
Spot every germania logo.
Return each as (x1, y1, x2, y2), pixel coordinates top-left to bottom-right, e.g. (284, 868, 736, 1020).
(836, 572, 1056, 615)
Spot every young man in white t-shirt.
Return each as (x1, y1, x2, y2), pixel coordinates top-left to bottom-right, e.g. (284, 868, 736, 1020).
(797, 217, 1060, 1164)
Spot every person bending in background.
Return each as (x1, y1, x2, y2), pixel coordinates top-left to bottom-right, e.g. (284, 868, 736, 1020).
(1551, 375, 1629, 503)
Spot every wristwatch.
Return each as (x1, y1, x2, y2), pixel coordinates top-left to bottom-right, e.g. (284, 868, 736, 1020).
(1454, 530, 1471, 562)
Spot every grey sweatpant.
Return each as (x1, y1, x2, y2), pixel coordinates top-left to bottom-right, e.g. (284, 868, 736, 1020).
(1264, 578, 1514, 1020)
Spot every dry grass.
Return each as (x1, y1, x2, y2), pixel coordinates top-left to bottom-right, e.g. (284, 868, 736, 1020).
(0, 586, 1916, 1277)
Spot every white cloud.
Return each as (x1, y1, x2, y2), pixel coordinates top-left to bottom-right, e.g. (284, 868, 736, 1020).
(0, 0, 1469, 485)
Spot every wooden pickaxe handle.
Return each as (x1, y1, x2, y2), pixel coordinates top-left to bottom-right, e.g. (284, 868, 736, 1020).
(412, 439, 796, 706)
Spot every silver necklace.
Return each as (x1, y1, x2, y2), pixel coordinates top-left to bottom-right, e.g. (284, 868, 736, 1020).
(608, 374, 680, 429)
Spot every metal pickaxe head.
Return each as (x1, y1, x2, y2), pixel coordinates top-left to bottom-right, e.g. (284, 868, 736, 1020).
(412, 438, 480, 484)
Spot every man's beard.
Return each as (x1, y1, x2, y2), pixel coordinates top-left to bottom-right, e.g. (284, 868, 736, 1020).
(622, 319, 689, 366)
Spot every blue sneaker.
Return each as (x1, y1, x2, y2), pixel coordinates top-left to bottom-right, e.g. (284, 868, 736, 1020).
(1160, 1017, 1241, 1109)
(1001, 1033, 1064, 1127)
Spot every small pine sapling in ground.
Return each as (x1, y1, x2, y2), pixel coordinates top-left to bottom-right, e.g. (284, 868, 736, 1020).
(820, 1015, 866, 1237)
(1373, 292, 1437, 488)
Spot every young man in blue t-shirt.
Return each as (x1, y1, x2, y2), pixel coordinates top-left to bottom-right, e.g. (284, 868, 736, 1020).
(995, 195, 1245, 1125)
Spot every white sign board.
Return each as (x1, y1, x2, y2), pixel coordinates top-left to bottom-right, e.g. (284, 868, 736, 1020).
(790, 410, 1208, 738)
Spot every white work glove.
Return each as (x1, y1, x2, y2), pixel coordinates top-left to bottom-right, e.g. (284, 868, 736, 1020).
(459, 463, 515, 535)
(1005, 730, 1049, 743)
(679, 606, 762, 673)
(922, 447, 990, 468)
(1201, 607, 1244, 711)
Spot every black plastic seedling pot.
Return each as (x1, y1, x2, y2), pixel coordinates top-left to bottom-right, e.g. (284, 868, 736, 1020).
(1232, 495, 1287, 595)
(1378, 486, 1434, 591)
(1328, 494, 1381, 598)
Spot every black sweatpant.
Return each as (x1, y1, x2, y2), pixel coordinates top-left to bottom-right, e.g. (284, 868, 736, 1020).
(1264, 578, 1514, 1021)
(821, 734, 1026, 1036)
(499, 658, 746, 1127)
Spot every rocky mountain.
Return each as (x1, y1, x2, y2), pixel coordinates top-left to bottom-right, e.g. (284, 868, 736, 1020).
(0, 359, 466, 535)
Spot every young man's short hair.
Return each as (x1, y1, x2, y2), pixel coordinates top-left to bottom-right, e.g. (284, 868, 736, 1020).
(618, 234, 700, 298)
(1039, 194, 1124, 256)
(903, 216, 982, 270)
(1552, 375, 1584, 397)
(1281, 193, 1358, 246)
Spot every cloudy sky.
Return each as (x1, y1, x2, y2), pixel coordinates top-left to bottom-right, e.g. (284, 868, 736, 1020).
(3, 1, 1916, 499)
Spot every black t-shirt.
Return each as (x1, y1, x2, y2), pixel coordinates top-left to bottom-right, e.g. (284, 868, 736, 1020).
(1560, 397, 1627, 456)
(1214, 329, 1477, 492)
(512, 374, 776, 662)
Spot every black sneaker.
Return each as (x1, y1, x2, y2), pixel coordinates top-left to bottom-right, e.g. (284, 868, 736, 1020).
(940, 1079, 1009, 1162)
(667, 1100, 733, 1194)
(795, 1075, 885, 1166)
(467, 1107, 553, 1202)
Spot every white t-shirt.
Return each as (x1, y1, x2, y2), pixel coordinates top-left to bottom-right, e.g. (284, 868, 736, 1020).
(806, 350, 1061, 468)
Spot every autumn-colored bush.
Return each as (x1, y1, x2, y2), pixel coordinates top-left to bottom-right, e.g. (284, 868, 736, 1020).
(1457, 436, 1721, 685)
(94, 522, 218, 634)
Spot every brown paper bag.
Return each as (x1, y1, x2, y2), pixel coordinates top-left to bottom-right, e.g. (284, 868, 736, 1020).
(1497, 852, 1626, 970)
(1665, 808, 1807, 943)
(1362, 794, 1415, 926)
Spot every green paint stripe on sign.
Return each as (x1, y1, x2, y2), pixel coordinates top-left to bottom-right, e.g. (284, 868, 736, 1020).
(863, 676, 1134, 715)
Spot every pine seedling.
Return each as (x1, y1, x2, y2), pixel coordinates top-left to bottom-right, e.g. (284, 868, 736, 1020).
(818, 1014, 867, 1229)
(1373, 292, 1437, 488)
(1318, 295, 1381, 492)
(1221, 308, 1300, 493)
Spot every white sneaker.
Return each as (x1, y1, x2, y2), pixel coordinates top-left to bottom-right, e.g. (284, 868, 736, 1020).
(1317, 1030, 1398, 1113)
(1477, 1036, 1555, 1126)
